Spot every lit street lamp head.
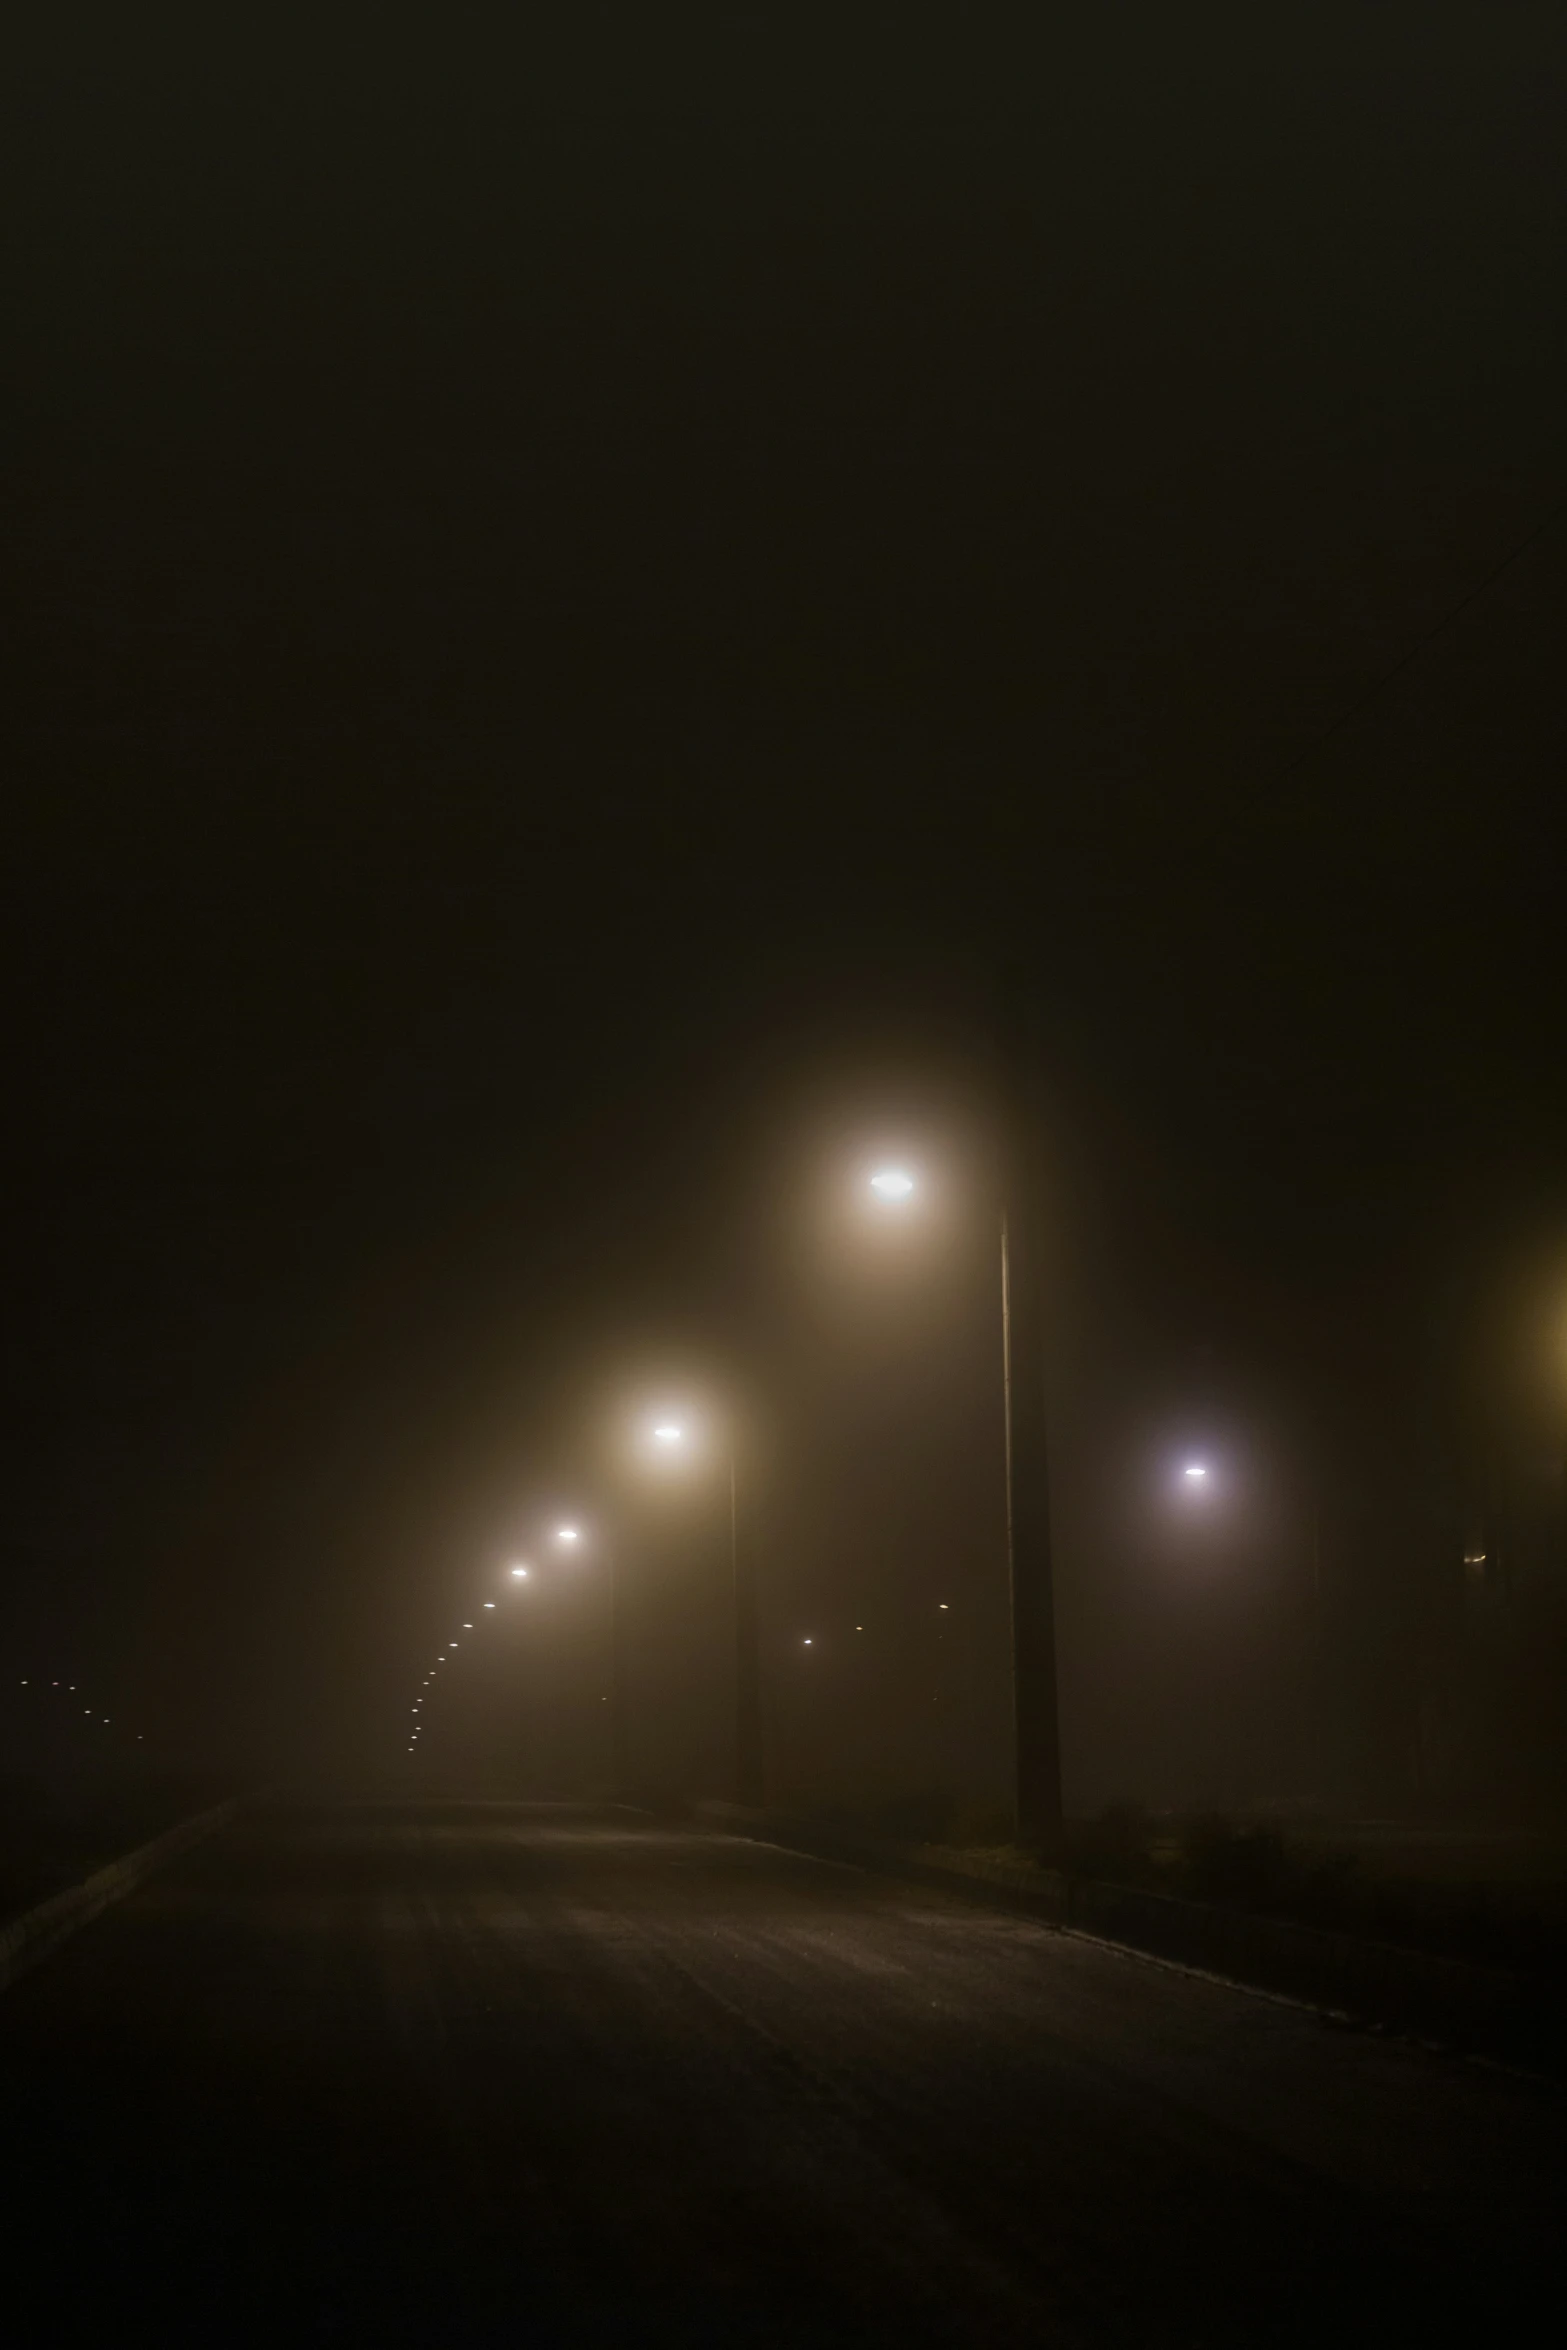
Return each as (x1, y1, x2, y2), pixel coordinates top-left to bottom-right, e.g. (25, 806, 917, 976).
(868, 1167, 916, 1202)
(652, 1423, 684, 1446)
(1183, 1463, 1209, 1483)
(510, 1564, 530, 1579)
(555, 1526, 580, 1544)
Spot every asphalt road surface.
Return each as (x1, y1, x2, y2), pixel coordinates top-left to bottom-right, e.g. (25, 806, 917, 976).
(5, 1801, 1563, 2346)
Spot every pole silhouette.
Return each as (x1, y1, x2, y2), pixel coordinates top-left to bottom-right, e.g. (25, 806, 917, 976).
(999, 979, 1064, 1855)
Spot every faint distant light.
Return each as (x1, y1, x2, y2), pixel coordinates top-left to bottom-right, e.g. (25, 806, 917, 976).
(652, 1424, 683, 1445)
(1464, 1552, 1487, 1565)
(84, 1709, 91, 1715)
(938, 1603, 949, 1610)
(1183, 1464, 1208, 1483)
(869, 1168, 916, 1201)
(555, 1526, 580, 1544)
(483, 1602, 496, 1609)
(449, 1642, 459, 1648)
(463, 1623, 473, 1629)
(802, 1637, 813, 1646)
(511, 1566, 530, 1579)
(855, 1626, 863, 1632)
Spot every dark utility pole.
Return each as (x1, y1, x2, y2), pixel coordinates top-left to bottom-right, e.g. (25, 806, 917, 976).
(999, 990, 1065, 1856)
(609, 1551, 631, 1800)
(731, 1444, 765, 1808)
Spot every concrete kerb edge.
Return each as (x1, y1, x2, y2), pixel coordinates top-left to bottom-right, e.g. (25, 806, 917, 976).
(692, 1801, 1564, 2074)
(0, 1797, 243, 1994)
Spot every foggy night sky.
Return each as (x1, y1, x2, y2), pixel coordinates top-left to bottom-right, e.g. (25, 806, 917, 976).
(4, 5, 1565, 1812)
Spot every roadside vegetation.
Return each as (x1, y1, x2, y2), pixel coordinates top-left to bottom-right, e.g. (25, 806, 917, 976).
(800, 1789, 1567, 1982)
(0, 1768, 236, 1925)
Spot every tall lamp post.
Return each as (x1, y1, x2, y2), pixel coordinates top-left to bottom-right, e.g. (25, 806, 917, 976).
(646, 1418, 764, 1810)
(865, 1113, 1064, 1857)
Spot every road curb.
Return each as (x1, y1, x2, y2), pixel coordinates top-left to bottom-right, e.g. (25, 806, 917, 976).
(694, 1802, 1566, 2074)
(0, 1798, 242, 1995)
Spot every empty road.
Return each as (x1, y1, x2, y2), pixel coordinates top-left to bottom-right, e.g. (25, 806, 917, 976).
(5, 1801, 1562, 2345)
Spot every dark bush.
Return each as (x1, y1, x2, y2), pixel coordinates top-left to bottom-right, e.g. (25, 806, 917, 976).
(1182, 1815, 1291, 1905)
(1071, 1803, 1153, 1884)
(872, 1789, 955, 1845)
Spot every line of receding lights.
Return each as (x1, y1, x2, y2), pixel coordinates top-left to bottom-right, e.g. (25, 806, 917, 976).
(403, 1580, 959, 1745)
(405, 1529, 582, 1752)
(799, 1603, 950, 1647)
(14, 1677, 144, 1738)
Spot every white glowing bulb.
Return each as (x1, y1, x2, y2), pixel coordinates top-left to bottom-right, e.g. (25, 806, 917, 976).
(869, 1168, 916, 1200)
(511, 1566, 530, 1579)
(802, 1637, 813, 1646)
(1183, 1464, 1208, 1482)
(483, 1601, 495, 1609)
(652, 1423, 683, 1445)
(556, 1526, 580, 1544)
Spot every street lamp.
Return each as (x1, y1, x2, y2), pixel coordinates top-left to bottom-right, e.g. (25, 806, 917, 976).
(638, 1412, 762, 1809)
(868, 1167, 917, 1202)
(857, 1118, 1064, 1856)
